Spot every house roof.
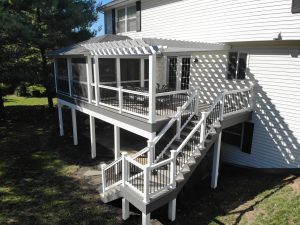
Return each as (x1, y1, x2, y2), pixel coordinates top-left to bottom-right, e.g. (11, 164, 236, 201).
(82, 38, 231, 56)
(47, 34, 131, 57)
(100, 0, 135, 10)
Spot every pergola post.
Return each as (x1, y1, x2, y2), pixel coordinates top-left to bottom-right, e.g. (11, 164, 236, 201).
(114, 125, 120, 159)
(90, 115, 96, 158)
(149, 54, 156, 123)
(53, 58, 58, 92)
(67, 57, 72, 97)
(71, 108, 78, 145)
(86, 56, 93, 104)
(116, 58, 121, 87)
(140, 58, 145, 87)
(211, 131, 222, 188)
(94, 56, 100, 105)
(57, 102, 64, 136)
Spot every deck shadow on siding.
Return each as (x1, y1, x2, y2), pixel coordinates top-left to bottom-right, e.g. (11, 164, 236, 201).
(189, 51, 300, 167)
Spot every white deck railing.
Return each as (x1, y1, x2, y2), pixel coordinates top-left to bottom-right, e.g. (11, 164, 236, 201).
(101, 85, 255, 202)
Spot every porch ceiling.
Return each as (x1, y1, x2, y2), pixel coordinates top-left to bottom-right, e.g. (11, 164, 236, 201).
(81, 38, 231, 56)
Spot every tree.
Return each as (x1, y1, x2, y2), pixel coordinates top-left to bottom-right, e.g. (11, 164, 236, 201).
(0, 0, 99, 113)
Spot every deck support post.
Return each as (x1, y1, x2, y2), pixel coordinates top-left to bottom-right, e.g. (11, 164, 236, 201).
(211, 131, 222, 188)
(58, 102, 64, 136)
(140, 58, 145, 87)
(122, 198, 130, 220)
(89, 115, 96, 158)
(168, 198, 176, 221)
(142, 212, 150, 225)
(114, 125, 120, 159)
(149, 54, 156, 123)
(71, 108, 78, 145)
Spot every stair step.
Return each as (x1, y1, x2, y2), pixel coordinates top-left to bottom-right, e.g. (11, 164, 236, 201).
(176, 172, 185, 182)
(194, 149, 201, 157)
(181, 164, 190, 173)
(187, 156, 196, 165)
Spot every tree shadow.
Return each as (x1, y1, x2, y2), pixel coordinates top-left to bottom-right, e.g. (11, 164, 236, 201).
(0, 105, 123, 225)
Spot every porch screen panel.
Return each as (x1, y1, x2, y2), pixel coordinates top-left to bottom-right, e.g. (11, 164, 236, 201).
(237, 53, 247, 80)
(121, 59, 140, 87)
(168, 57, 177, 90)
(181, 58, 190, 90)
(71, 58, 88, 99)
(56, 58, 69, 94)
(98, 58, 116, 86)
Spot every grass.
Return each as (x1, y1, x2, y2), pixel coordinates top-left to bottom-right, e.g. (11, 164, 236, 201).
(1, 96, 300, 225)
(3, 95, 57, 107)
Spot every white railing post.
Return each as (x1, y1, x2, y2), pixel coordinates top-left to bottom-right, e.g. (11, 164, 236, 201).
(122, 152, 128, 187)
(94, 56, 100, 106)
(147, 141, 154, 165)
(250, 85, 255, 110)
(170, 150, 177, 189)
(119, 86, 123, 113)
(176, 107, 182, 140)
(200, 112, 207, 149)
(194, 89, 200, 115)
(86, 56, 92, 104)
(220, 91, 225, 121)
(101, 163, 107, 193)
(144, 166, 150, 203)
(67, 57, 72, 97)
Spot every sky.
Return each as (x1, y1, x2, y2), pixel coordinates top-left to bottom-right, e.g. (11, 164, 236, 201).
(91, 0, 112, 35)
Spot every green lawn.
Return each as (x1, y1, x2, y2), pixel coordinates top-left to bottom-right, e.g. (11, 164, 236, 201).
(4, 95, 57, 107)
(1, 97, 300, 225)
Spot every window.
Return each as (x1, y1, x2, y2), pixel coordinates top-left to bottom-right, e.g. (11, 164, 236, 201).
(222, 122, 254, 154)
(292, 0, 300, 13)
(168, 57, 177, 90)
(56, 58, 69, 94)
(181, 58, 191, 90)
(227, 52, 248, 80)
(116, 5, 136, 33)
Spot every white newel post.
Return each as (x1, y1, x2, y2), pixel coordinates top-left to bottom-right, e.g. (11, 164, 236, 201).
(58, 102, 64, 136)
(220, 91, 225, 120)
(149, 54, 156, 123)
(144, 166, 150, 203)
(211, 131, 222, 189)
(170, 150, 177, 189)
(200, 112, 207, 149)
(101, 163, 106, 193)
(71, 108, 78, 145)
(122, 152, 128, 186)
(89, 115, 96, 158)
(114, 125, 120, 159)
(176, 106, 182, 140)
(147, 140, 154, 165)
(140, 58, 145, 87)
(86, 56, 93, 104)
(67, 57, 72, 97)
(94, 56, 100, 105)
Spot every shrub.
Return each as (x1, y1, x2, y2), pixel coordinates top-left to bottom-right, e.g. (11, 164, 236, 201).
(27, 84, 46, 97)
(0, 83, 11, 96)
(14, 83, 29, 97)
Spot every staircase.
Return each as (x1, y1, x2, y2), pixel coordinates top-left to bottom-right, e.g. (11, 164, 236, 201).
(99, 86, 254, 223)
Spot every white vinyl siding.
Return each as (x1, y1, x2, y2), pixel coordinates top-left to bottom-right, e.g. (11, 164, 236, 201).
(117, 0, 300, 42)
(221, 50, 300, 168)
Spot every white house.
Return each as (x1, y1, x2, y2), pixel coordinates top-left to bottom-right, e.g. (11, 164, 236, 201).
(49, 0, 300, 224)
